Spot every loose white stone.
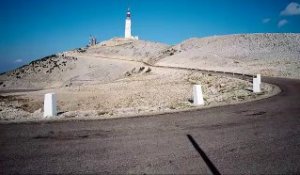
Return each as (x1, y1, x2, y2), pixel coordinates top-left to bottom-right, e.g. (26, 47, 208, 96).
(193, 85, 204, 106)
(43, 93, 57, 118)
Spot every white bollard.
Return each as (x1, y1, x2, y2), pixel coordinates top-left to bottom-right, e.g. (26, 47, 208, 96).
(253, 78, 261, 93)
(193, 85, 204, 106)
(43, 93, 57, 118)
(257, 74, 261, 84)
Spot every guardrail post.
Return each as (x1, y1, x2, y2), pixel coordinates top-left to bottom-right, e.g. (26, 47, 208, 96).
(257, 74, 261, 84)
(193, 85, 204, 106)
(44, 93, 57, 118)
(253, 78, 261, 93)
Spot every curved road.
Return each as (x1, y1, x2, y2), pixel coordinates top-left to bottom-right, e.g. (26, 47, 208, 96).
(0, 77, 299, 174)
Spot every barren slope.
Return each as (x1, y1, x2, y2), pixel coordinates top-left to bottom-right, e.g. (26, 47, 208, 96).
(84, 38, 169, 64)
(0, 38, 169, 90)
(0, 54, 145, 90)
(156, 33, 300, 78)
(0, 36, 280, 121)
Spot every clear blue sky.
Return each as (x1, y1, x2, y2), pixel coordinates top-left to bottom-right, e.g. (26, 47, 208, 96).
(0, 0, 300, 73)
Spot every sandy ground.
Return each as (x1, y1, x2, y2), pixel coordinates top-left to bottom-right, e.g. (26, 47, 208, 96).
(1, 34, 299, 91)
(2, 34, 296, 122)
(0, 64, 278, 122)
(156, 34, 300, 79)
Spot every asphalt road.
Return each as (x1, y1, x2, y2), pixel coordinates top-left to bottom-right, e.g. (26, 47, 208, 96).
(0, 77, 299, 174)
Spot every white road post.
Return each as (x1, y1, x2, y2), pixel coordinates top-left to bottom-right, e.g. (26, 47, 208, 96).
(253, 78, 261, 93)
(257, 74, 261, 84)
(43, 93, 57, 118)
(193, 85, 204, 106)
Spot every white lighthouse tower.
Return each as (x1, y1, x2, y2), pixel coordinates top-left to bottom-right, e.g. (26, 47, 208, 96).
(124, 8, 138, 40)
(125, 8, 132, 38)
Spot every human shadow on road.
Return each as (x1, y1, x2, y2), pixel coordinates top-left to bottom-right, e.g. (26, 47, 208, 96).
(187, 134, 221, 175)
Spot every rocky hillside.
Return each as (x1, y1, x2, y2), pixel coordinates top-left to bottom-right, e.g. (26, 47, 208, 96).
(85, 38, 169, 64)
(0, 54, 78, 90)
(1, 33, 299, 91)
(0, 38, 168, 90)
(0, 53, 144, 90)
(156, 33, 300, 78)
